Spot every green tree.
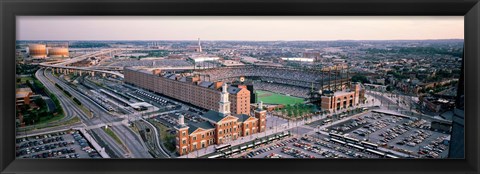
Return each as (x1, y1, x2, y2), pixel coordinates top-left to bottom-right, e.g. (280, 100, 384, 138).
(351, 74, 369, 84)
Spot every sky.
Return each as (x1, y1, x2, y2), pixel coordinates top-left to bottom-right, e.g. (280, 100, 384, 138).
(17, 16, 464, 41)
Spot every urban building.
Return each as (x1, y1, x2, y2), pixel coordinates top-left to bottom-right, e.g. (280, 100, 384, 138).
(174, 83, 266, 156)
(124, 67, 250, 115)
(320, 83, 362, 111)
(16, 87, 33, 107)
(187, 38, 203, 52)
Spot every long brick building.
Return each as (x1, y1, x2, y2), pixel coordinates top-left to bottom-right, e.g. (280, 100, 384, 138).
(124, 67, 250, 115)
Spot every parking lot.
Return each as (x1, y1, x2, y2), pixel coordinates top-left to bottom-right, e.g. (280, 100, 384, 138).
(237, 134, 384, 159)
(152, 110, 205, 128)
(16, 130, 102, 158)
(325, 112, 450, 158)
(235, 111, 450, 159)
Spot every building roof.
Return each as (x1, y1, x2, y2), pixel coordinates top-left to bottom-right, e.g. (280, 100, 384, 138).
(188, 121, 215, 133)
(333, 91, 354, 97)
(233, 114, 253, 122)
(202, 110, 225, 122)
(179, 77, 187, 82)
(168, 74, 177, 80)
(227, 86, 242, 94)
(16, 88, 33, 98)
(17, 87, 33, 93)
(199, 81, 214, 88)
(16, 92, 31, 98)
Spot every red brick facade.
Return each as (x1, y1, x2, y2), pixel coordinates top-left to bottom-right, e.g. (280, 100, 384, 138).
(124, 67, 250, 114)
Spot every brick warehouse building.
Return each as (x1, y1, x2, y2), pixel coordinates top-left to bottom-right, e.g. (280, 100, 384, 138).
(174, 84, 267, 156)
(124, 67, 250, 115)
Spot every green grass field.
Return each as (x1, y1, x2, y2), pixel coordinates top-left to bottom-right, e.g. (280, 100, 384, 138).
(256, 90, 305, 105)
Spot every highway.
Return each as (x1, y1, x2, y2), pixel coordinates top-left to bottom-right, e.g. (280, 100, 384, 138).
(39, 49, 124, 78)
(43, 68, 152, 158)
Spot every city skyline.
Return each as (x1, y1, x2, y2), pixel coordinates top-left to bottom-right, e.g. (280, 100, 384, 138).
(17, 16, 463, 41)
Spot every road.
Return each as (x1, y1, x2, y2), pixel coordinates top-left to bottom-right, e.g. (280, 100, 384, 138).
(32, 68, 149, 158)
(139, 118, 171, 158)
(34, 68, 128, 157)
(44, 68, 152, 158)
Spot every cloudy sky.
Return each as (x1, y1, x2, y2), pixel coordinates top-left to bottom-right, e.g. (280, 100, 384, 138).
(17, 16, 463, 41)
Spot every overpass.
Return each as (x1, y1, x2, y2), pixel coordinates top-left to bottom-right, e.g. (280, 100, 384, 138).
(39, 49, 125, 78)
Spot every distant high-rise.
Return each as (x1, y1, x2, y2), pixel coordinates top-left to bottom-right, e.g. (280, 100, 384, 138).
(198, 38, 202, 52)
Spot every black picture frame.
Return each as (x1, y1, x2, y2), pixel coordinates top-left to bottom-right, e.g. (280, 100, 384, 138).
(1, 0, 479, 174)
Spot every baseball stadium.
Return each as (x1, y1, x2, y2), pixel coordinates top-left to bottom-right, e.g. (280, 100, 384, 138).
(194, 65, 352, 100)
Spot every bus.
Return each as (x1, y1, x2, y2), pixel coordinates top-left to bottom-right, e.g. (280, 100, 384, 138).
(361, 141, 379, 149)
(329, 133, 344, 140)
(386, 154, 399, 159)
(323, 119, 332, 124)
(207, 153, 224, 158)
(240, 145, 247, 150)
(330, 138, 346, 145)
(347, 143, 365, 151)
(215, 144, 231, 152)
(344, 136, 360, 144)
(366, 149, 385, 157)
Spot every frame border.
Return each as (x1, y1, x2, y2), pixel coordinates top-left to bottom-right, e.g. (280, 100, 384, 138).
(1, 0, 479, 174)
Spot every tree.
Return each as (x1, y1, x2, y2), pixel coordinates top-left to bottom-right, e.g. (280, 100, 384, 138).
(351, 74, 369, 84)
(34, 98, 46, 108)
(386, 85, 393, 91)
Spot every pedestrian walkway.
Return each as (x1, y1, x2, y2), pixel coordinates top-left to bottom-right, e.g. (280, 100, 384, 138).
(79, 128, 111, 158)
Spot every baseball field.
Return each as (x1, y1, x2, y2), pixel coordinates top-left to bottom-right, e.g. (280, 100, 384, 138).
(255, 90, 305, 105)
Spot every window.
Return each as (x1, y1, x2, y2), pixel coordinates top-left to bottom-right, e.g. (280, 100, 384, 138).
(182, 140, 186, 144)
(182, 131, 186, 136)
(193, 136, 197, 141)
(202, 134, 205, 139)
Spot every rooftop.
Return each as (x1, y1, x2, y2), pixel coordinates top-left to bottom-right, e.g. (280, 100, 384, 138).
(187, 121, 215, 133)
(202, 110, 225, 123)
(233, 114, 255, 122)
